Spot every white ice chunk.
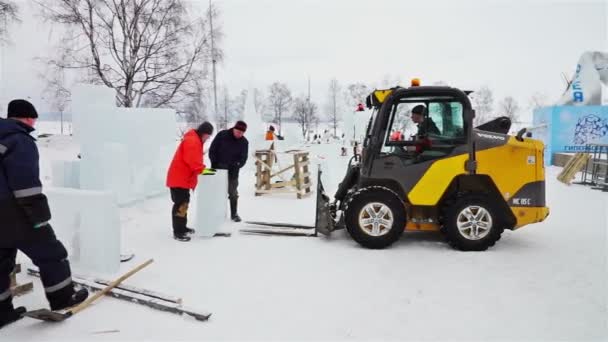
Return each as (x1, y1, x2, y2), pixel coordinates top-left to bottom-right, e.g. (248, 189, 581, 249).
(193, 170, 228, 237)
(71, 85, 177, 204)
(51, 160, 81, 189)
(46, 187, 121, 276)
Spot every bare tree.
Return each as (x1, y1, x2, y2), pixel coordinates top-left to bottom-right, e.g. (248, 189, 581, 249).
(232, 89, 247, 121)
(181, 77, 209, 129)
(292, 96, 318, 138)
(253, 88, 266, 119)
(0, 1, 19, 40)
(41, 67, 71, 135)
(498, 96, 520, 123)
(528, 92, 548, 111)
(326, 78, 341, 137)
(37, 0, 222, 109)
(216, 86, 232, 129)
(267, 82, 292, 135)
(344, 83, 370, 109)
(470, 86, 494, 126)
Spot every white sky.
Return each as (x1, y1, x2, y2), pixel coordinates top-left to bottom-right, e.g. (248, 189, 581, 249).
(0, 0, 606, 122)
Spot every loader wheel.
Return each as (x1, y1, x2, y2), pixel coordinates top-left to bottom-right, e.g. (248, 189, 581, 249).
(441, 194, 504, 251)
(344, 186, 406, 249)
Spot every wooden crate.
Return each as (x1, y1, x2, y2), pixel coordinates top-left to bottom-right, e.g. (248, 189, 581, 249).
(254, 144, 313, 199)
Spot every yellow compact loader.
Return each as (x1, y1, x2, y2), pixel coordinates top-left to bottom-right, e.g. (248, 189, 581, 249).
(245, 83, 550, 251)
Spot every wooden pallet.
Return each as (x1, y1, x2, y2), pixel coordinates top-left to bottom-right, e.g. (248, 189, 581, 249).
(557, 153, 591, 185)
(10, 264, 33, 297)
(254, 144, 312, 199)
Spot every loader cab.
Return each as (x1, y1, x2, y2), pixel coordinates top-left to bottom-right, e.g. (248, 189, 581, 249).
(361, 86, 475, 184)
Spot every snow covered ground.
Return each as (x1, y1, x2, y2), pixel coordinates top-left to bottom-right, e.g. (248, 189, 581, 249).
(4, 122, 608, 341)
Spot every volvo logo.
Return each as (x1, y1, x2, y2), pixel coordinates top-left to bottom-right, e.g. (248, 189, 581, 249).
(476, 132, 506, 141)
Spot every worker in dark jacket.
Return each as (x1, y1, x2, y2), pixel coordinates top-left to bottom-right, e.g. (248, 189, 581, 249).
(0, 100, 88, 329)
(411, 104, 440, 137)
(209, 121, 249, 222)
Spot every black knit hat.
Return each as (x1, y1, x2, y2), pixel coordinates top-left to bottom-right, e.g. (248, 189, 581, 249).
(196, 122, 214, 136)
(411, 105, 426, 115)
(7, 99, 38, 119)
(234, 120, 247, 132)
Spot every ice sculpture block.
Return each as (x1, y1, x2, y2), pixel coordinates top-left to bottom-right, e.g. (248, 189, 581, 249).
(70, 84, 177, 204)
(46, 187, 121, 275)
(193, 170, 228, 237)
(51, 160, 81, 189)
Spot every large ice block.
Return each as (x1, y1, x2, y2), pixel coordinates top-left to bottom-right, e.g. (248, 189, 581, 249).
(193, 170, 228, 237)
(70, 84, 178, 204)
(71, 85, 116, 145)
(45, 187, 121, 275)
(79, 142, 134, 205)
(51, 160, 81, 189)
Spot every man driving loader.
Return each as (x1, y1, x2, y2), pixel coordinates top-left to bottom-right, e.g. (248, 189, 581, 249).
(410, 104, 440, 137)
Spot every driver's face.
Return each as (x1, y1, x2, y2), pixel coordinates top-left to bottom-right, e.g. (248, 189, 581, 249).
(411, 113, 423, 124)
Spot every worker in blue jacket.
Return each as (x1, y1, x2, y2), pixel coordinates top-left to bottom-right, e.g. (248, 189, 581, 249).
(0, 100, 88, 329)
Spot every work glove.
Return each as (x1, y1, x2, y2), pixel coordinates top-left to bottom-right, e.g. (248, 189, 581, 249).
(201, 168, 217, 176)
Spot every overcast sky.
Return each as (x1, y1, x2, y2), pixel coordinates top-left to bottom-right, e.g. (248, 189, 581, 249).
(0, 0, 606, 122)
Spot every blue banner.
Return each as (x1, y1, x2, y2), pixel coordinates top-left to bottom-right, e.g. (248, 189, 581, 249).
(533, 106, 608, 164)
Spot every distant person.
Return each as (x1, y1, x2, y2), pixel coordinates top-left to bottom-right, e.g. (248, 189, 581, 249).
(166, 122, 215, 242)
(411, 105, 440, 137)
(209, 121, 249, 223)
(0, 100, 88, 329)
(265, 125, 276, 141)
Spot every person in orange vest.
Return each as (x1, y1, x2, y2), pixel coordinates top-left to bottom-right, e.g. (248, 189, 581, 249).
(166, 122, 215, 242)
(265, 125, 276, 141)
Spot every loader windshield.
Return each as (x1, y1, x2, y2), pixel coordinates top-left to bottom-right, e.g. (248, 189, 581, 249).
(381, 97, 466, 161)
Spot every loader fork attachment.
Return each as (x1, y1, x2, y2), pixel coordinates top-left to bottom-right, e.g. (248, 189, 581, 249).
(315, 169, 336, 236)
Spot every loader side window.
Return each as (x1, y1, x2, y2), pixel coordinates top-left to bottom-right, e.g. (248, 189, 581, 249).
(381, 99, 466, 161)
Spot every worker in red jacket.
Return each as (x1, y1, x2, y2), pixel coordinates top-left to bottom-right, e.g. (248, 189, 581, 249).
(166, 122, 214, 242)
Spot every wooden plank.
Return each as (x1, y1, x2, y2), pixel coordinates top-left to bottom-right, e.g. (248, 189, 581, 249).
(270, 165, 295, 178)
(558, 153, 590, 185)
(297, 172, 311, 180)
(297, 191, 313, 199)
(26, 269, 210, 320)
(296, 161, 310, 168)
(11, 283, 33, 297)
(270, 180, 296, 188)
(256, 188, 299, 194)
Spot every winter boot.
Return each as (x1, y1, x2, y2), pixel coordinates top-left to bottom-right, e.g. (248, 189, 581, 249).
(174, 233, 192, 242)
(0, 297, 26, 329)
(185, 227, 196, 235)
(230, 198, 241, 222)
(47, 284, 89, 311)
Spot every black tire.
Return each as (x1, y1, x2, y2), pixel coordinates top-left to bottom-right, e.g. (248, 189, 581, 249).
(441, 194, 504, 251)
(344, 186, 406, 249)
